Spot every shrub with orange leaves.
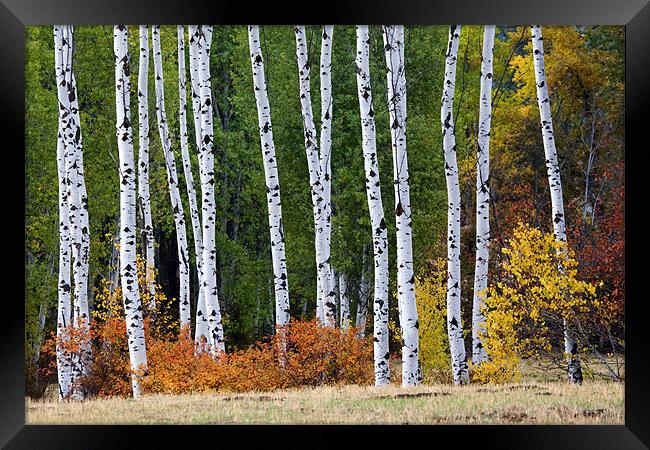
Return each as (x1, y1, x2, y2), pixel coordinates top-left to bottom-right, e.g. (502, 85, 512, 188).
(140, 319, 373, 394)
(40, 253, 374, 397)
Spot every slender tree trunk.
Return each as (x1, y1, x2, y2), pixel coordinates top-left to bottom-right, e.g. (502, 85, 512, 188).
(137, 25, 156, 308)
(194, 25, 225, 353)
(355, 25, 390, 385)
(471, 25, 495, 367)
(355, 244, 370, 338)
(339, 271, 350, 330)
(383, 25, 420, 386)
(54, 25, 90, 399)
(319, 25, 335, 326)
(55, 121, 73, 400)
(248, 25, 291, 329)
(531, 25, 583, 384)
(151, 25, 191, 329)
(177, 25, 204, 338)
(441, 25, 470, 385)
(294, 25, 336, 327)
(114, 25, 148, 398)
(187, 26, 211, 346)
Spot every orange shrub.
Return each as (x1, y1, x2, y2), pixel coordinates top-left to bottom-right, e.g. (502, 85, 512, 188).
(40, 254, 374, 398)
(141, 319, 373, 394)
(42, 318, 374, 397)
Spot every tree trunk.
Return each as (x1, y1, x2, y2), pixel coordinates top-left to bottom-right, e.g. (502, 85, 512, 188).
(193, 25, 225, 353)
(355, 25, 390, 385)
(471, 25, 495, 367)
(319, 25, 336, 327)
(187, 26, 211, 347)
(531, 25, 583, 384)
(294, 25, 336, 327)
(177, 25, 204, 338)
(248, 25, 290, 329)
(151, 25, 191, 329)
(54, 120, 73, 400)
(54, 25, 90, 399)
(339, 271, 350, 330)
(114, 25, 148, 398)
(441, 25, 470, 385)
(383, 25, 420, 386)
(137, 25, 156, 308)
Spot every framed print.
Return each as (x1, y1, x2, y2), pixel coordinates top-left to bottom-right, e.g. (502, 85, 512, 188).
(3, 0, 649, 447)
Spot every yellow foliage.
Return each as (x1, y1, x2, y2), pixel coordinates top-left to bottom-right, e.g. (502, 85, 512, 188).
(473, 224, 596, 384)
(415, 258, 451, 383)
(92, 253, 176, 339)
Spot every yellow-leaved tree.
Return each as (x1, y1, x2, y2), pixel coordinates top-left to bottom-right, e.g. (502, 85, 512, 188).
(474, 224, 597, 384)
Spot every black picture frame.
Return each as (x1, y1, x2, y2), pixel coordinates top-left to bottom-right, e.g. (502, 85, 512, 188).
(4, 0, 648, 447)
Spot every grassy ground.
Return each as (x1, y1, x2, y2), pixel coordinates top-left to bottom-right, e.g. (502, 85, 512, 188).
(27, 381, 623, 425)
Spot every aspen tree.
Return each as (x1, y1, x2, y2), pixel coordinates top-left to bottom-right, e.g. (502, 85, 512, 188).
(151, 25, 191, 328)
(248, 25, 291, 328)
(383, 25, 420, 386)
(137, 25, 156, 305)
(441, 25, 470, 385)
(531, 25, 583, 384)
(355, 25, 390, 385)
(114, 25, 148, 398)
(471, 25, 495, 366)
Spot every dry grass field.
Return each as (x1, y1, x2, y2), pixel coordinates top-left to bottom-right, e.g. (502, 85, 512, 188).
(27, 381, 623, 425)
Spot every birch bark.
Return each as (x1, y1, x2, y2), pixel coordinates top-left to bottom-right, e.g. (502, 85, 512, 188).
(319, 25, 335, 326)
(441, 25, 470, 385)
(177, 25, 205, 338)
(54, 25, 90, 398)
(248, 25, 291, 328)
(137, 25, 156, 307)
(55, 122, 73, 400)
(151, 25, 191, 329)
(383, 25, 420, 386)
(187, 26, 211, 346)
(355, 25, 390, 385)
(114, 25, 148, 398)
(294, 25, 336, 327)
(531, 25, 583, 384)
(471, 25, 495, 366)
(195, 25, 226, 353)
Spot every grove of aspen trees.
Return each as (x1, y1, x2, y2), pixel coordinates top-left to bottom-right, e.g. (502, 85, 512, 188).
(25, 25, 624, 399)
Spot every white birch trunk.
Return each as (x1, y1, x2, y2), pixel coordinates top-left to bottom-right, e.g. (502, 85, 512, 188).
(187, 26, 211, 346)
(471, 25, 495, 367)
(248, 25, 291, 328)
(114, 25, 148, 398)
(531, 25, 583, 384)
(294, 25, 336, 327)
(383, 25, 420, 386)
(195, 25, 226, 353)
(137, 25, 156, 308)
(177, 25, 205, 337)
(151, 26, 192, 329)
(319, 25, 336, 326)
(441, 25, 470, 385)
(54, 25, 90, 399)
(355, 25, 390, 385)
(55, 122, 73, 400)
(339, 271, 350, 330)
